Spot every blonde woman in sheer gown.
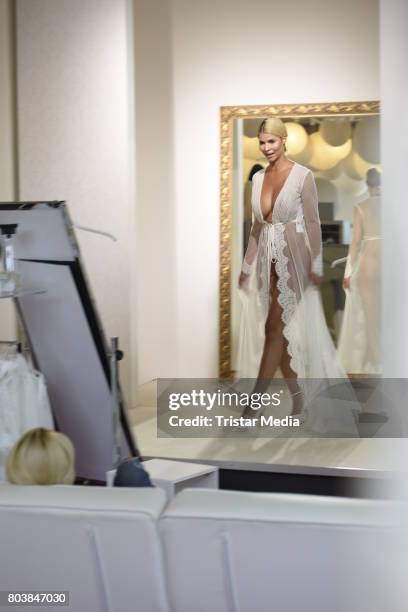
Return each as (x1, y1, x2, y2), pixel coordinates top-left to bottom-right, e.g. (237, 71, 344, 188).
(338, 169, 381, 375)
(237, 118, 358, 435)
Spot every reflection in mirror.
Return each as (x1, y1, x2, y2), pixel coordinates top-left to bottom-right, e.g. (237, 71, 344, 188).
(226, 108, 381, 381)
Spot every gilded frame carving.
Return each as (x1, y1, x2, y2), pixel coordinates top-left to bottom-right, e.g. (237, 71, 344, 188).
(219, 100, 380, 378)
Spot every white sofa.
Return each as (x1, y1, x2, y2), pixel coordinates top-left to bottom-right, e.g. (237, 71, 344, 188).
(160, 489, 406, 612)
(0, 485, 170, 612)
(0, 485, 406, 612)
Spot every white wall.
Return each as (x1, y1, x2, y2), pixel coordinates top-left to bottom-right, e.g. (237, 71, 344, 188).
(13, 0, 380, 386)
(133, 0, 178, 385)
(170, 0, 379, 377)
(381, 5, 408, 595)
(381, 0, 408, 377)
(0, 0, 17, 340)
(16, 0, 135, 401)
(0, 0, 15, 200)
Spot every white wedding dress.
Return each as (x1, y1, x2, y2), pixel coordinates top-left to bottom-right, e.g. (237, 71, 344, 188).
(0, 354, 53, 455)
(338, 195, 381, 375)
(236, 162, 359, 435)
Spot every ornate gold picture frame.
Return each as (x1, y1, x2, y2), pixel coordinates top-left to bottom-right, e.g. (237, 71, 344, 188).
(219, 100, 380, 378)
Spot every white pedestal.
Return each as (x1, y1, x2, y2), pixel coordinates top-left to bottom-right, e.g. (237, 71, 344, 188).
(143, 459, 218, 500)
(107, 459, 219, 500)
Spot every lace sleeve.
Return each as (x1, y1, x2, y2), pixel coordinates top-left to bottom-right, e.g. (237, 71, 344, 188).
(241, 218, 263, 274)
(301, 170, 322, 275)
(345, 205, 363, 277)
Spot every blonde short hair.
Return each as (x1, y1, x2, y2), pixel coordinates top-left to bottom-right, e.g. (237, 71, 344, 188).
(258, 117, 288, 138)
(6, 428, 75, 485)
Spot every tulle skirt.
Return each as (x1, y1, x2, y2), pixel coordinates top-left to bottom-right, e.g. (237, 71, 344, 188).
(338, 239, 381, 375)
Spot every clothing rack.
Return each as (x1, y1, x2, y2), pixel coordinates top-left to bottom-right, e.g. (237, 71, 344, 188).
(0, 200, 138, 480)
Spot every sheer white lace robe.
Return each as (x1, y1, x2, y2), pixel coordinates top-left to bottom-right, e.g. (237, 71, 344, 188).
(236, 162, 359, 435)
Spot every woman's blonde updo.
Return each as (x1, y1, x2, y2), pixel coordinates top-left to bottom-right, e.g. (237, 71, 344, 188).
(258, 117, 288, 138)
(6, 428, 75, 485)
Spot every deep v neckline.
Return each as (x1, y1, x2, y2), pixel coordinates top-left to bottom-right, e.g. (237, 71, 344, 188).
(259, 162, 296, 223)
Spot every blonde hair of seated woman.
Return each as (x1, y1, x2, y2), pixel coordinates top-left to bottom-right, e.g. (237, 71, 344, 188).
(6, 427, 75, 485)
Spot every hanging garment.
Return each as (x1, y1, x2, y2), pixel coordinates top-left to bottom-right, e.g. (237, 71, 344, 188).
(338, 196, 381, 375)
(236, 162, 359, 436)
(0, 354, 54, 454)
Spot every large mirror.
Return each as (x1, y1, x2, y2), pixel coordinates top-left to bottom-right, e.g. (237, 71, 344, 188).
(219, 101, 380, 379)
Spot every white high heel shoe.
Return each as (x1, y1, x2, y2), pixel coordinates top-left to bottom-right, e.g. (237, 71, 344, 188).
(290, 390, 306, 425)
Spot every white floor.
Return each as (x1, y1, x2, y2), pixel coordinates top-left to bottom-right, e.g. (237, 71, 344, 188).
(129, 381, 408, 484)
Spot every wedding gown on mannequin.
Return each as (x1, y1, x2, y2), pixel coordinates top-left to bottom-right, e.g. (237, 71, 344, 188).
(236, 162, 359, 435)
(0, 353, 53, 479)
(338, 195, 381, 375)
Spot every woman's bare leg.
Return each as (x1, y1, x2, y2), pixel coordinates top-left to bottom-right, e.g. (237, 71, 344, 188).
(280, 342, 303, 415)
(243, 268, 288, 417)
(242, 265, 302, 417)
(252, 274, 285, 393)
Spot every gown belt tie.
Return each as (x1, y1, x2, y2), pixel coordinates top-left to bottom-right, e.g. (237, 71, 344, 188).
(264, 219, 298, 264)
(262, 220, 299, 298)
(265, 223, 279, 265)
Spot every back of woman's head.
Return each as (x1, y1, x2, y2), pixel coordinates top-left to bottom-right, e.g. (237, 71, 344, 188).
(366, 167, 381, 188)
(6, 428, 75, 485)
